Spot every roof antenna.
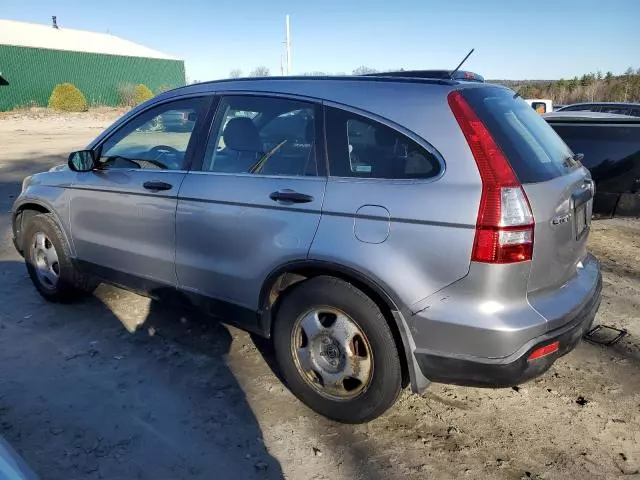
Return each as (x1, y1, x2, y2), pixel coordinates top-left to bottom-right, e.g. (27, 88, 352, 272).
(52, 16, 59, 29)
(450, 48, 474, 79)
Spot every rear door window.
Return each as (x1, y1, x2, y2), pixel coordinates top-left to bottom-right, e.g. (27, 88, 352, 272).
(462, 87, 579, 183)
(202, 96, 319, 176)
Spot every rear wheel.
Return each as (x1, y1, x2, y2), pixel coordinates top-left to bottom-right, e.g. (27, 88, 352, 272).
(273, 276, 402, 423)
(23, 213, 99, 303)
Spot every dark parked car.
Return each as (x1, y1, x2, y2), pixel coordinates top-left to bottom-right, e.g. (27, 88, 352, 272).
(555, 102, 640, 117)
(544, 111, 640, 217)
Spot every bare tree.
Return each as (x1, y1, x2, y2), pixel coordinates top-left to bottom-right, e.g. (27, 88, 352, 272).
(584, 82, 600, 102)
(352, 66, 378, 75)
(249, 66, 270, 77)
(229, 68, 243, 78)
(623, 67, 635, 102)
(117, 83, 136, 107)
(555, 86, 567, 104)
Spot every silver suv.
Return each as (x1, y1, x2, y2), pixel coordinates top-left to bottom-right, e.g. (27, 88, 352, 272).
(12, 73, 602, 423)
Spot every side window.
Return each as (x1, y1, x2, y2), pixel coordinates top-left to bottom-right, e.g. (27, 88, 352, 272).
(561, 105, 589, 112)
(549, 124, 640, 171)
(531, 102, 547, 114)
(601, 106, 631, 116)
(325, 107, 441, 179)
(99, 97, 207, 170)
(203, 96, 318, 176)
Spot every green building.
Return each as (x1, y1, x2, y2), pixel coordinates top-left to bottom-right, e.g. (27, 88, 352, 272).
(0, 18, 185, 111)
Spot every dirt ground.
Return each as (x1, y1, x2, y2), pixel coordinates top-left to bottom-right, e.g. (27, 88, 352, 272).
(0, 112, 638, 480)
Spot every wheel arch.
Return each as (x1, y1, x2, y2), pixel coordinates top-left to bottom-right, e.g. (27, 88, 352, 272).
(259, 260, 413, 389)
(13, 201, 71, 256)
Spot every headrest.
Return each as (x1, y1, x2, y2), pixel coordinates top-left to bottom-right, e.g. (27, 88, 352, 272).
(223, 117, 262, 152)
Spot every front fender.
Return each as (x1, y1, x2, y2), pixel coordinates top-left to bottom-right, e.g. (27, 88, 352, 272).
(12, 191, 74, 257)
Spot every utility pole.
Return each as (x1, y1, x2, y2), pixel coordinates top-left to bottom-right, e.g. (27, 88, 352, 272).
(285, 15, 292, 76)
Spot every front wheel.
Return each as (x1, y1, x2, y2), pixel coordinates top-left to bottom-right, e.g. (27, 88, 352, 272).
(273, 276, 403, 423)
(23, 213, 99, 303)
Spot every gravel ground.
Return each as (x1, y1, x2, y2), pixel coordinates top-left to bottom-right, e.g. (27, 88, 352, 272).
(0, 113, 638, 480)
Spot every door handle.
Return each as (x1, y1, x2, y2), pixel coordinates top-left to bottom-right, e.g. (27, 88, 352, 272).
(143, 181, 173, 191)
(269, 189, 314, 203)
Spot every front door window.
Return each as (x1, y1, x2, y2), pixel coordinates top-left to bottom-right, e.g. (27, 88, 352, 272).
(99, 98, 207, 170)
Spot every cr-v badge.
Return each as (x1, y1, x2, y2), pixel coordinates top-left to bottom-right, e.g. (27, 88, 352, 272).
(551, 213, 571, 225)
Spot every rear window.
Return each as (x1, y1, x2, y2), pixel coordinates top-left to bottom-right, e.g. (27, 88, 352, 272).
(463, 87, 579, 182)
(531, 101, 548, 114)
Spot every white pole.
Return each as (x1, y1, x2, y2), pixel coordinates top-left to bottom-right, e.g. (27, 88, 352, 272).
(285, 15, 292, 76)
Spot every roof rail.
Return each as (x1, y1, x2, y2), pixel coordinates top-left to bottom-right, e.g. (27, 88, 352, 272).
(366, 70, 485, 83)
(185, 75, 457, 89)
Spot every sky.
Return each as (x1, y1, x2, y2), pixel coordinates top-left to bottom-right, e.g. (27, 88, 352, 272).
(3, 0, 639, 81)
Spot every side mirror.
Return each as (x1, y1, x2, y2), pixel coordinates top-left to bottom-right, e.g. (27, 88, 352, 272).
(187, 112, 198, 122)
(68, 150, 96, 172)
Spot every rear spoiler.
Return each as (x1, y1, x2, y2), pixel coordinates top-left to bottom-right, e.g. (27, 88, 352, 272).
(366, 70, 485, 83)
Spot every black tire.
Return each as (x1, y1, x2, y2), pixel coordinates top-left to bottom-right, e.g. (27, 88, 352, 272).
(22, 213, 99, 303)
(273, 276, 402, 423)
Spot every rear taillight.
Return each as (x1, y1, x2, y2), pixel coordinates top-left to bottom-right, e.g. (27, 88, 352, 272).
(182, 112, 189, 121)
(448, 91, 534, 264)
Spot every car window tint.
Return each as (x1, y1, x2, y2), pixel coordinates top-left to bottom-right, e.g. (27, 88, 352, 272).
(462, 87, 578, 183)
(203, 96, 318, 176)
(100, 98, 206, 170)
(325, 107, 441, 179)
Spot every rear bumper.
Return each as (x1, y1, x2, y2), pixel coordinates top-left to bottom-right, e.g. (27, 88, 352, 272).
(414, 270, 602, 387)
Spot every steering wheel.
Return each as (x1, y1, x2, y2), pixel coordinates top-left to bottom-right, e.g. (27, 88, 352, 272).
(148, 145, 180, 160)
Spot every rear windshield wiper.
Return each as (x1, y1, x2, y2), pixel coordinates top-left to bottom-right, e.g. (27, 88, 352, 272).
(563, 152, 584, 168)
